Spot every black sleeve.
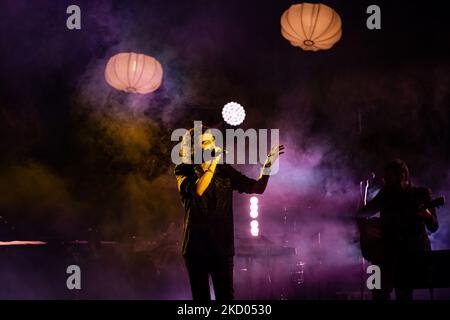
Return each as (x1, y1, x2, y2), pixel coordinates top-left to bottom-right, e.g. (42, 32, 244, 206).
(421, 187, 439, 233)
(357, 187, 385, 218)
(225, 165, 258, 194)
(174, 164, 199, 199)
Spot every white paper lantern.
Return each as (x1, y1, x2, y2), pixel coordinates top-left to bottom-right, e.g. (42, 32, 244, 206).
(281, 3, 342, 51)
(105, 52, 163, 94)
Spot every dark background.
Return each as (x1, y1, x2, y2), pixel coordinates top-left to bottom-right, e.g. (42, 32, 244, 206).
(1, 0, 450, 299)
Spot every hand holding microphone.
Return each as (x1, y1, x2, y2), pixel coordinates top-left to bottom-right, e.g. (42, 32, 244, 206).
(210, 146, 228, 158)
(203, 147, 226, 175)
(202, 146, 226, 164)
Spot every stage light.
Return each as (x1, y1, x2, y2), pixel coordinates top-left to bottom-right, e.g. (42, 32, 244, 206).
(250, 196, 258, 205)
(105, 52, 163, 94)
(250, 227, 259, 237)
(222, 102, 246, 126)
(281, 3, 342, 51)
(250, 196, 258, 218)
(250, 204, 258, 218)
(249, 196, 260, 236)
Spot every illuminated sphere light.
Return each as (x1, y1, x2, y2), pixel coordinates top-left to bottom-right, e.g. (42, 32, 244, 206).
(250, 220, 259, 229)
(250, 207, 258, 217)
(281, 3, 342, 51)
(250, 227, 259, 237)
(250, 196, 258, 218)
(105, 52, 163, 94)
(222, 102, 246, 126)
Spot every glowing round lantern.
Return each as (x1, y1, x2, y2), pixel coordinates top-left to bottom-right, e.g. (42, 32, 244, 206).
(222, 102, 246, 126)
(105, 52, 163, 94)
(281, 3, 342, 51)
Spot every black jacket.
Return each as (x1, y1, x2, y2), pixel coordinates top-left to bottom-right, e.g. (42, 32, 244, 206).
(358, 185, 439, 256)
(175, 163, 260, 257)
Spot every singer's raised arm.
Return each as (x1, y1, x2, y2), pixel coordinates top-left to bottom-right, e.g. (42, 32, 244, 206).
(195, 152, 222, 196)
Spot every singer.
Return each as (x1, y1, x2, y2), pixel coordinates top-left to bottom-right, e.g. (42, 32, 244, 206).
(174, 125, 284, 300)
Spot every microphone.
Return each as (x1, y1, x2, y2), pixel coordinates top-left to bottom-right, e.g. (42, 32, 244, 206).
(210, 147, 228, 158)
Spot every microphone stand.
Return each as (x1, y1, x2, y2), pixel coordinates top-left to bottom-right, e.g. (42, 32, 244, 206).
(358, 178, 370, 300)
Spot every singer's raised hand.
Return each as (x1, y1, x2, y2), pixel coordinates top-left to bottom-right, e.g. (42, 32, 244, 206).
(264, 144, 285, 168)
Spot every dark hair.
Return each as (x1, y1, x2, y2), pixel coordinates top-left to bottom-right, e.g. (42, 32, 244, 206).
(179, 124, 210, 160)
(384, 158, 410, 182)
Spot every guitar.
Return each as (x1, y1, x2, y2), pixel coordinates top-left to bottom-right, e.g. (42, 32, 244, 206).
(357, 196, 445, 262)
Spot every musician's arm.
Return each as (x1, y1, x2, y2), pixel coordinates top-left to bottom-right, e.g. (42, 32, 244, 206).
(425, 208, 439, 233)
(195, 155, 221, 196)
(227, 165, 269, 194)
(421, 188, 439, 233)
(357, 188, 384, 218)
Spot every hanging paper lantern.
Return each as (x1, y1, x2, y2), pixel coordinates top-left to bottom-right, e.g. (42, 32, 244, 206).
(281, 3, 342, 51)
(104, 52, 163, 94)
